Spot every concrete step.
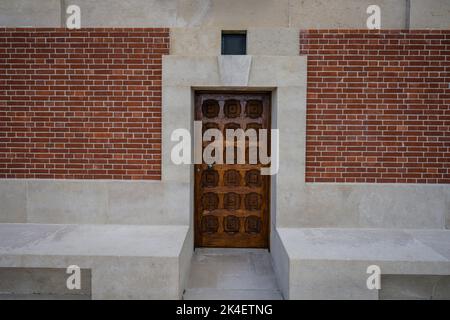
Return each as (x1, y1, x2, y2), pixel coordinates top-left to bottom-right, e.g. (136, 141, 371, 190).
(184, 288, 282, 300)
(183, 248, 283, 300)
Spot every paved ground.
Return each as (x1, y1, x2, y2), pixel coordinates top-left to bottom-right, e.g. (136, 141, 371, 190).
(183, 248, 283, 300)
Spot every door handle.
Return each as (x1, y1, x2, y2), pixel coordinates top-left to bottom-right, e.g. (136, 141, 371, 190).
(207, 162, 215, 170)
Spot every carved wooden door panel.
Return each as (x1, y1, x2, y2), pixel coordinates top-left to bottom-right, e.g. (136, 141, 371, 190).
(194, 92, 271, 248)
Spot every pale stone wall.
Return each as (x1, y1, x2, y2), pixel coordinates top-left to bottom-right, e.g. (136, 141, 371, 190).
(279, 184, 450, 230)
(410, 0, 450, 29)
(0, 180, 189, 225)
(0, 0, 449, 29)
(290, 0, 406, 29)
(0, 0, 60, 27)
(2, 180, 448, 229)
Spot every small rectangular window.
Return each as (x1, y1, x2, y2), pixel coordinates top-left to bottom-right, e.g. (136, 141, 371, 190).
(221, 31, 247, 55)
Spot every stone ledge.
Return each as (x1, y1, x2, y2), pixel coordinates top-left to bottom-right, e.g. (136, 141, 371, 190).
(275, 228, 450, 299)
(0, 223, 190, 299)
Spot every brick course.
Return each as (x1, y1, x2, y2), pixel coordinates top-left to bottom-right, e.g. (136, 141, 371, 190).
(0, 28, 168, 179)
(301, 30, 450, 183)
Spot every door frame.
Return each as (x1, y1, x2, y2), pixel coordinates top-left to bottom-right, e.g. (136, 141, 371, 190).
(162, 54, 307, 298)
(193, 90, 272, 249)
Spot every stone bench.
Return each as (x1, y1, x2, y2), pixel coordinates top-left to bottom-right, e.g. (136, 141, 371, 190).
(0, 223, 191, 299)
(274, 228, 450, 299)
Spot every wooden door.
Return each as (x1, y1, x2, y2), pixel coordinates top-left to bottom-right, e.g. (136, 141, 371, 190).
(194, 92, 271, 248)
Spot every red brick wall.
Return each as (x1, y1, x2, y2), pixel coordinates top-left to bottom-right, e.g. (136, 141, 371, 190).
(0, 28, 168, 179)
(301, 30, 450, 183)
